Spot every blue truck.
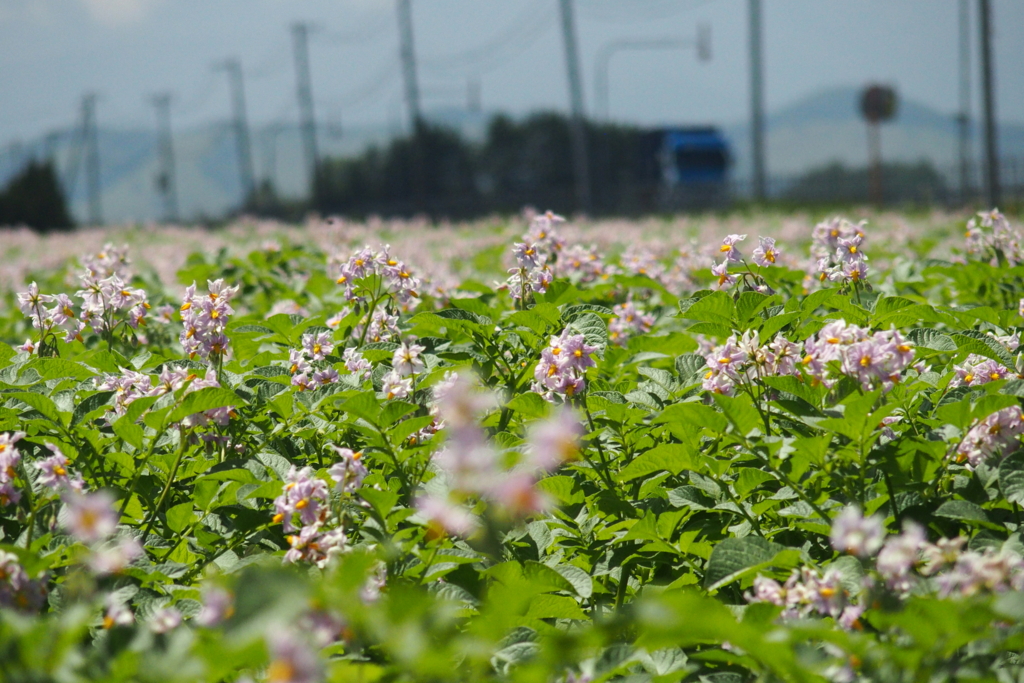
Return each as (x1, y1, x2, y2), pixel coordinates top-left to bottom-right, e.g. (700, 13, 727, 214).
(638, 127, 731, 209)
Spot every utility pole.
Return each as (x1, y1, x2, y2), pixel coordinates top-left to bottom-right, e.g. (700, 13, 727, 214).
(83, 93, 103, 225)
(395, 0, 422, 131)
(979, 0, 1000, 208)
(215, 59, 256, 210)
(957, 0, 972, 203)
(151, 93, 180, 223)
(558, 0, 591, 214)
(748, 0, 766, 202)
(292, 23, 320, 194)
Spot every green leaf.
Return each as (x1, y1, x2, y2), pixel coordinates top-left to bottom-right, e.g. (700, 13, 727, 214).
(9, 392, 63, 425)
(359, 488, 399, 522)
(506, 392, 549, 419)
(674, 353, 706, 381)
(907, 328, 957, 352)
(762, 376, 824, 407)
(525, 594, 587, 621)
(567, 312, 608, 351)
(618, 443, 695, 482)
(23, 358, 95, 381)
(552, 564, 593, 599)
(999, 452, 1024, 506)
(757, 311, 800, 340)
(166, 502, 196, 533)
(342, 391, 381, 425)
(655, 401, 727, 435)
(734, 468, 775, 497)
(680, 291, 735, 327)
(704, 536, 788, 591)
(71, 391, 114, 426)
(712, 393, 762, 437)
(934, 499, 990, 523)
(168, 388, 244, 425)
(112, 418, 145, 451)
(951, 333, 1015, 368)
(379, 401, 417, 428)
(535, 475, 584, 505)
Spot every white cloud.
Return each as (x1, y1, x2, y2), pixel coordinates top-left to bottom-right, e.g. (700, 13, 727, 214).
(79, 0, 159, 27)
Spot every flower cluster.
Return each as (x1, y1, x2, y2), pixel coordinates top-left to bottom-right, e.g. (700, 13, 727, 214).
(949, 334, 1019, 388)
(507, 241, 553, 302)
(180, 279, 239, 360)
(376, 341, 426, 401)
(273, 448, 368, 567)
(333, 244, 421, 306)
(273, 466, 346, 566)
(621, 245, 665, 280)
(532, 328, 598, 400)
(557, 244, 608, 284)
(36, 444, 84, 492)
(16, 245, 153, 351)
(964, 209, 1023, 266)
(801, 321, 915, 391)
(700, 331, 801, 396)
(811, 217, 869, 285)
(0, 431, 24, 506)
(0, 550, 47, 612)
(96, 366, 234, 428)
(956, 405, 1024, 468)
(288, 331, 340, 392)
(353, 308, 400, 344)
(608, 301, 654, 346)
(746, 567, 862, 627)
(836, 508, 1024, 599)
(709, 233, 781, 292)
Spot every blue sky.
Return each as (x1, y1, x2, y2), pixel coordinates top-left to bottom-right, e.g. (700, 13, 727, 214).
(1, 0, 1022, 143)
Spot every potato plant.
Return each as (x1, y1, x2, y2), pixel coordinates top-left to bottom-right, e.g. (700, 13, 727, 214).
(2, 210, 1024, 682)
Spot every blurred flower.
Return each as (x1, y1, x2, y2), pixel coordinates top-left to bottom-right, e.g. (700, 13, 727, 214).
(149, 606, 183, 634)
(526, 407, 584, 471)
(63, 490, 118, 544)
(830, 506, 884, 558)
(196, 587, 234, 627)
(265, 631, 323, 683)
(414, 494, 479, 538)
(327, 447, 367, 494)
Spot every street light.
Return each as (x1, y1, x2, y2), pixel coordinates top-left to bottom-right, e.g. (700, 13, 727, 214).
(593, 25, 710, 122)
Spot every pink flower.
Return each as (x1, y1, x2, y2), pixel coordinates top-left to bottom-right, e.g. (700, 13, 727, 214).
(718, 234, 746, 262)
(63, 490, 118, 544)
(414, 494, 479, 538)
(711, 261, 735, 290)
(830, 506, 884, 558)
(526, 408, 584, 471)
(751, 236, 781, 267)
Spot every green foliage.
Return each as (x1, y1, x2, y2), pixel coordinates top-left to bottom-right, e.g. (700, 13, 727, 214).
(4, 211, 1024, 683)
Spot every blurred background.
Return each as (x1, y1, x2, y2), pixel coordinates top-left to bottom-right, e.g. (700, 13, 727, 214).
(0, 0, 1021, 228)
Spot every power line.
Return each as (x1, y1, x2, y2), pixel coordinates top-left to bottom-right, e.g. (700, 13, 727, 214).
(292, 23, 320, 192)
(420, 0, 551, 70)
(316, 12, 394, 45)
(150, 93, 180, 223)
(580, 0, 716, 24)
(593, 34, 709, 122)
(558, 0, 591, 214)
(214, 59, 256, 209)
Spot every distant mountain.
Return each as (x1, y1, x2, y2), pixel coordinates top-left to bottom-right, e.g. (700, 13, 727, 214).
(722, 85, 1024, 188)
(1, 85, 1020, 223)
